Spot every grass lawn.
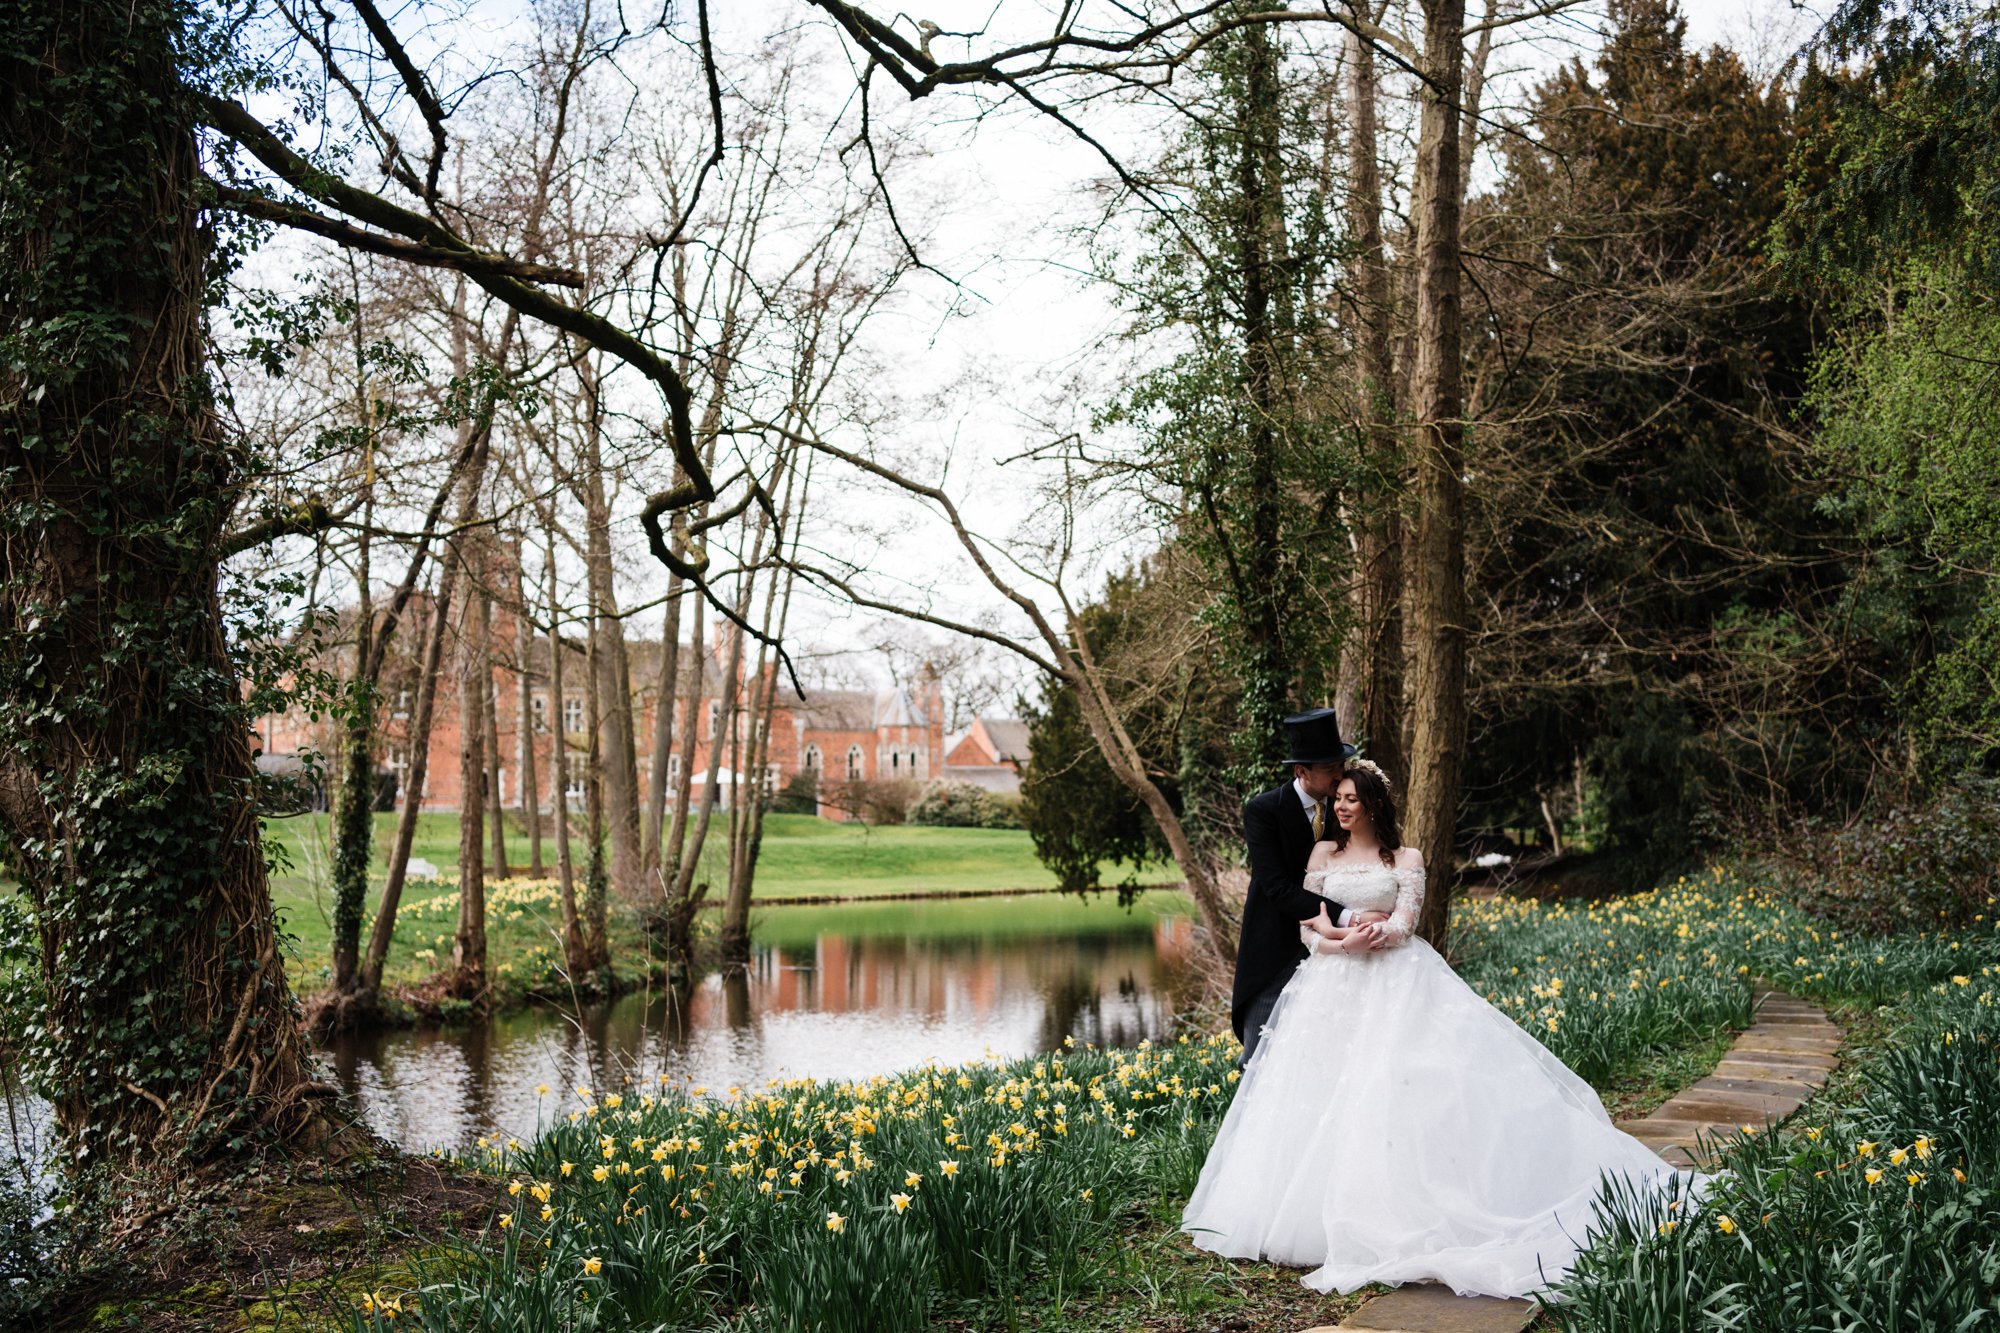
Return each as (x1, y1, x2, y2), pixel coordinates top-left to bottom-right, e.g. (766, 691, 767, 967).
(258, 812, 1147, 998)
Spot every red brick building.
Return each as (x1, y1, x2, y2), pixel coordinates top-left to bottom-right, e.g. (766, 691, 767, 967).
(254, 605, 962, 819)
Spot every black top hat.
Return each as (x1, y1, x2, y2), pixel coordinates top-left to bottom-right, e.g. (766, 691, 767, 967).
(1280, 707, 1357, 766)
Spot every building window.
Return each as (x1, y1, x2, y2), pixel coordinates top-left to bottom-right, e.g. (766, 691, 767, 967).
(846, 745, 863, 781)
(564, 771, 585, 801)
(890, 752, 900, 773)
(707, 699, 721, 738)
(667, 753, 682, 783)
(803, 744, 821, 772)
(391, 689, 411, 720)
(563, 695, 585, 734)
(532, 695, 547, 732)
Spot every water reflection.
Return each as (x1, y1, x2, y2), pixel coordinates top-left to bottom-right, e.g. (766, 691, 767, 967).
(321, 893, 1199, 1155)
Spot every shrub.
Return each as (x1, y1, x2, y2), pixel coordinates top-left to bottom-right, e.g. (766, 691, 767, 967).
(905, 782, 1019, 829)
(1782, 776, 2000, 933)
(771, 770, 819, 815)
(817, 778, 921, 826)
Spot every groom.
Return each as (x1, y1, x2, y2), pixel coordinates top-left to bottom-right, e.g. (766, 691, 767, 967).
(1231, 707, 1390, 1066)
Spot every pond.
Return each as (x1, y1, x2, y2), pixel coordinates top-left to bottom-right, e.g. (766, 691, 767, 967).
(5, 891, 1203, 1183)
(323, 891, 1202, 1155)
(242, 892, 1192, 1160)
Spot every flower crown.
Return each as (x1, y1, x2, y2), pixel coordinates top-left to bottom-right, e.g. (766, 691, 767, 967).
(1344, 757, 1391, 792)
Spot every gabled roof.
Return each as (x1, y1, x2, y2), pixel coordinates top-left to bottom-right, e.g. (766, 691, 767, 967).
(980, 719, 1030, 764)
(791, 688, 878, 732)
(874, 684, 930, 729)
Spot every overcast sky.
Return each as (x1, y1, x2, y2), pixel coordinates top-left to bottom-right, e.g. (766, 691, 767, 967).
(238, 0, 1828, 704)
(763, 0, 1827, 694)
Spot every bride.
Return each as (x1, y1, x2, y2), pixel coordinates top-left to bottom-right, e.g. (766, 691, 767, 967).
(1181, 759, 1683, 1299)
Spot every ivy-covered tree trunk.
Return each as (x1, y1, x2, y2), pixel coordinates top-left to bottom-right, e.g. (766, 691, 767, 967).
(328, 671, 378, 995)
(0, 0, 344, 1173)
(1227, 20, 1299, 776)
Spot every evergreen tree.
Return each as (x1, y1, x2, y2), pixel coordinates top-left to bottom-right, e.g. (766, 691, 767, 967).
(1467, 0, 1862, 874)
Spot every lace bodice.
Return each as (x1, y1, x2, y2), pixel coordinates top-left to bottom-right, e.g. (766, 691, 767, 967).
(1300, 862, 1426, 952)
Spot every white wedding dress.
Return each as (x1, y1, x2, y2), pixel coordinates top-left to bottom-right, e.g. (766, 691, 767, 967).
(1182, 860, 1683, 1299)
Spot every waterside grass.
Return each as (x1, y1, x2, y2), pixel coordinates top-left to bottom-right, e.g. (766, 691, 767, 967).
(258, 813, 1101, 1000)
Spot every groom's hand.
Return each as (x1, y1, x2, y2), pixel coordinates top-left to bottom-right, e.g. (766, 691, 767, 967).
(1302, 904, 1341, 938)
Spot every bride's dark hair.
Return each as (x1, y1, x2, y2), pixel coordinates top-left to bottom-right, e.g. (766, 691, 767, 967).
(1333, 761, 1401, 866)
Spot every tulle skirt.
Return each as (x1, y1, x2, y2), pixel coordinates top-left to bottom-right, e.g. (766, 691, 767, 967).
(1181, 940, 1683, 1298)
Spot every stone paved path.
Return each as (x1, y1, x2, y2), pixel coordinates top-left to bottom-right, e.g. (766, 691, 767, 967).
(1303, 987, 1838, 1333)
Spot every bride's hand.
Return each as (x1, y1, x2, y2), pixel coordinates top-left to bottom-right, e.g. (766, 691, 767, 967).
(1343, 922, 1388, 953)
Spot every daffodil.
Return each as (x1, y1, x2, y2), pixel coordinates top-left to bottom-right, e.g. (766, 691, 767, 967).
(891, 1192, 912, 1213)
(826, 1211, 846, 1234)
(582, 1255, 603, 1276)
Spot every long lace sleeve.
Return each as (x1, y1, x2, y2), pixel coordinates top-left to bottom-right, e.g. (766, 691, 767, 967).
(1377, 867, 1426, 946)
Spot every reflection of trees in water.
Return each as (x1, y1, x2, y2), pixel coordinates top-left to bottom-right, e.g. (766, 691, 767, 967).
(723, 968, 751, 1030)
(1038, 970, 1099, 1051)
(319, 908, 1197, 1153)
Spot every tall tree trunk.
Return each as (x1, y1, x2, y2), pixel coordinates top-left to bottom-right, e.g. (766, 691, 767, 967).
(517, 554, 545, 876)
(642, 532, 687, 886)
(451, 575, 491, 999)
(662, 601, 706, 862)
(1345, 15, 1407, 786)
(485, 623, 508, 878)
(1404, 0, 1471, 945)
(582, 610, 611, 973)
(658, 590, 706, 972)
(721, 449, 805, 959)
(545, 538, 584, 973)
(0, 0, 344, 1173)
(674, 623, 747, 914)
(362, 576, 453, 994)
(577, 358, 644, 902)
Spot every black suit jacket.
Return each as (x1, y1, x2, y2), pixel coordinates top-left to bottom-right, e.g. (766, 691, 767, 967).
(1230, 781, 1348, 1038)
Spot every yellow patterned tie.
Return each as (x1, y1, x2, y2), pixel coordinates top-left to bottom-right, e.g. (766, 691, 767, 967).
(1311, 799, 1325, 841)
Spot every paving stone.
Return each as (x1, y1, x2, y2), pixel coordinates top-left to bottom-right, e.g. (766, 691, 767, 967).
(1751, 1013, 1839, 1028)
(1623, 1114, 1722, 1132)
(1336, 1285, 1539, 1332)
(1691, 1075, 1822, 1099)
(1655, 1093, 1801, 1123)
(1741, 1021, 1839, 1036)
(1715, 1048, 1838, 1073)
(1732, 1031, 1844, 1056)
(1710, 1059, 1829, 1085)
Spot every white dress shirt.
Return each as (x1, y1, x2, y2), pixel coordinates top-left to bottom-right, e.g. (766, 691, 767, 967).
(1294, 777, 1355, 927)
